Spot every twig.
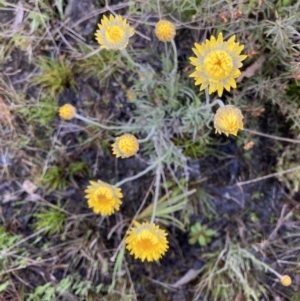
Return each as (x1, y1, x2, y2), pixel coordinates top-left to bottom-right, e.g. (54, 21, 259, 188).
(244, 128, 300, 144)
(236, 165, 300, 186)
(268, 204, 293, 240)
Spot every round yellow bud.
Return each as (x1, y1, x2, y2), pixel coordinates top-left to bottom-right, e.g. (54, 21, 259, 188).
(280, 275, 292, 286)
(154, 20, 176, 42)
(112, 134, 139, 158)
(214, 105, 244, 137)
(59, 104, 76, 120)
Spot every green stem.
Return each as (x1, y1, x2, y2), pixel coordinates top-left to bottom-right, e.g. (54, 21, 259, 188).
(75, 114, 121, 130)
(202, 98, 225, 110)
(150, 160, 162, 224)
(170, 39, 178, 76)
(138, 127, 155, 143)
(121, 49, 143, 70)
(205, 87, 210, 105)
(75, 113, 143, 132)
(150, 136, 162, 224)
(115, 164, 155, 187)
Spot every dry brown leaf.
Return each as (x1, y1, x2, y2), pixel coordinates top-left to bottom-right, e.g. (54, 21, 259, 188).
(11, 1, 24, 33)
(237, 55, 265, 83)
(22, 179, 37, 195)
(244, 141, 255, 150)
(171, 268, 200, 288)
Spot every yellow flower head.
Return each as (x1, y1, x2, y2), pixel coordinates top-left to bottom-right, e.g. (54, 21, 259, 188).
(84, 180, 123, 216)
(59, 104, 76, 120)
(112, 133, 139, 158)
(214, 105, 244, 136)
(125, 221, 169, 262)
(155, 20, 176, 42)
(95, 14, 134, 50)
(189, 32, 247, 97)
(280, 275, 292, 286)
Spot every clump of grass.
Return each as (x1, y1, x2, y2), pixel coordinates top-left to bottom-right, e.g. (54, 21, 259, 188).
(18, 96, 57, 127)
(32, 56, 75, 96)
(194, 243, 292, 301)
(33, 208, 65, 235)
(76, 44, 121, 81)
(41, 166, 67, 192)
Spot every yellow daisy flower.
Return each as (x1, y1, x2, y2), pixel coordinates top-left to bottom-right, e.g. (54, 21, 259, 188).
(189, 32, 247, 97)
(112, 133, 139, 158)
(95, 14, 134, 50)
(155, 20, 176, 42)
(280, 275, 292, 286)
(59, 104, 76, 120)
(214, 105, 244, 136)
(84, 180, 123, 216)
(125, 221, 169, 262)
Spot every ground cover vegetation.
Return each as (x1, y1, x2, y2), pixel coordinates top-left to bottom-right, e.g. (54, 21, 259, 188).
(0, 0, 300, 300)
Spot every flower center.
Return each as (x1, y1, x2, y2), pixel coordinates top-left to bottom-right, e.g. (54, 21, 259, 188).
(105, 26, 125, 44)
(95, 187, 112, 205)
(220, 114, 239, 131)
(136, 238, 155, 251)
(204, 50, 233, 80)
(118, 139, 135, 154)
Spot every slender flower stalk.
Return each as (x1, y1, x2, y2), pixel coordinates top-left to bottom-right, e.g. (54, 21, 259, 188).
(150, 137, 162, 224)
(205, 87, 210, 105)
(150, 160, 162, 224)
(115, 163, 156, 187)
(170, 39, 178, 76)
(75, 113, 122, 130)
(120, 49, 142, 69)
(137, 127, 155, 143)
(75, 113, 141, 132)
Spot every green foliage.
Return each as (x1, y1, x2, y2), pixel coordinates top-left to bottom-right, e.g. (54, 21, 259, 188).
(32, 56, 75, 96)
(188, 222, 216, 246)
(137, 179, 195, 231)
(41, 160, 91, 192)
(41, 166, 67, 192)
(0, 280, 10, 292)
(33, 208, 65, 235)
(173, 136, 215, 159)
(291, 294, 300, 301)
(76, 45, 120, 81)
(0, 227, 30, 282)
(54, 0, 64, 20)
(68, 161, 92, 178)
(194, 245, 286, 301)
(0, 226, 20, 250)
(276, 144, 300, 192)
(18, 96, 57, 127)
(28, 11, 50, 32)
(27, 283, 56, 301)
